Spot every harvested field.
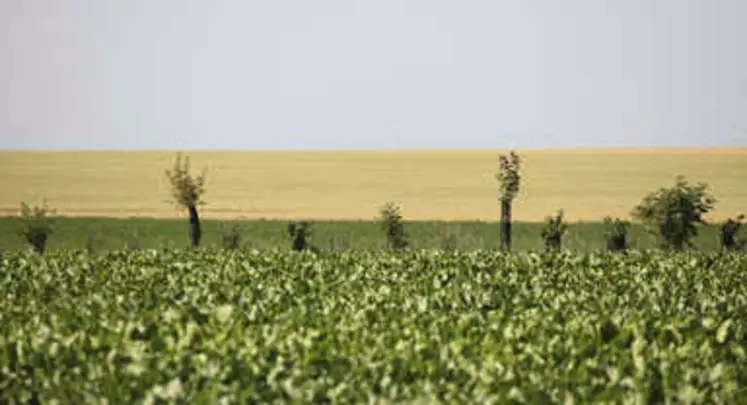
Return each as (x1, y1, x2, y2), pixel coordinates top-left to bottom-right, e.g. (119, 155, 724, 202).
(0, 148, 745, 221)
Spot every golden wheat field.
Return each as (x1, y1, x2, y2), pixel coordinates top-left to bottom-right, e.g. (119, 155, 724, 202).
(0, 148, 745, 222)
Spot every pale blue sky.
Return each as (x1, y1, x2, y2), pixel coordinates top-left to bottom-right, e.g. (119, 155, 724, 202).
(1, 0, 746, 150)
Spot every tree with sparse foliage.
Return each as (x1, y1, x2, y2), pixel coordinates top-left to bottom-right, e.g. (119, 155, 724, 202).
(165, 153, 207, 247)
(631, 175, 717, 251)
(496, 151, 521, 251)
(603, 216, 630, 252)
(541, 210, 567, 251)
(720, 214, 745, 252)
(17, 200, 55, 255)
(380, 202, 409, 251)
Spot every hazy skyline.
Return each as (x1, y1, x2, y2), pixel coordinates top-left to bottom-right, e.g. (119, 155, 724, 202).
(1, 0, 746, 150)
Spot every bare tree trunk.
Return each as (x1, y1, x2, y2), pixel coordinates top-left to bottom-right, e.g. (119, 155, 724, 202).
(188, 205, 202, 247)
(500, 199, 512, 251)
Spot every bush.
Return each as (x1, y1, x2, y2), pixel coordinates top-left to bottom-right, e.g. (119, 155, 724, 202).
(379, 202, 409, 251)
(287, 221, 313, 252)
(165, 154, 207, 247)
(541, 210, 567, 251)
(603, 217, 630, 252)
(720, 214, 745, 252)
(631, 175, 717, 251)
(17, 200, 55, 255)
(220, 222, 243, 250)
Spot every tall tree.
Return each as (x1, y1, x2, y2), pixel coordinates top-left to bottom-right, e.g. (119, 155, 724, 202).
(165, 154, 207, 247)
(496, 151, 521, 251)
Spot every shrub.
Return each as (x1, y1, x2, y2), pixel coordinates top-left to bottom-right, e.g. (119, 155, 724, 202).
(165, 153, 207, 247)
(220, 222, 243, 250)
(603, 217, 630, 252)
(495, 151, 521, 251)
(720, 214, 745, 252)
(287, 221, 312, 252)
(631, 175, 717, 251)
(379, 202, 409, 251)
(17, 200, 55, 255)
(541, 210, 567, 251)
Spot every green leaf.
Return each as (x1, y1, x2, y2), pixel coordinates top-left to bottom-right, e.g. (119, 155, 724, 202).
(715, 319, 732, 344)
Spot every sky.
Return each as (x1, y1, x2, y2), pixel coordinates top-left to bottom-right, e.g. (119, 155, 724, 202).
(1, 0, 746, 150)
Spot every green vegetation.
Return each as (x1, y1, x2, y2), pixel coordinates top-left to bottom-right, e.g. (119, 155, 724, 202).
(603, 217, 631, 252)
(720, 215, 746, 252)
(16, 199, 55, 255)
(287, 221, 314, 252)
(1, 249, 745, 403)
(541, 210, 567, 251)
(379, 202, 409, 252)
(218, 222, 243, 251)
(0, 216, 732, 253)
(632, 175, 717, 251)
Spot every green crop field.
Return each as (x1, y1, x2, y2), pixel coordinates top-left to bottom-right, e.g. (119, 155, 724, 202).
(0, 217, 729, 253)
(1, 249, 745, 403)
(1, 147, 745, 403)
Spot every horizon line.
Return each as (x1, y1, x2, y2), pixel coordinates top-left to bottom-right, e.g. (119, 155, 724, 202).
(1, 145, 746, 153)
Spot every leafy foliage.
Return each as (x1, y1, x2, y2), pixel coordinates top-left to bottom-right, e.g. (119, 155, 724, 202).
(631, 176, 717, 251)
(496, 151, 521, 202)
(379, 202, 409, 251)
(720, 214, 745, 252)
(603, 216, 630, 252)
(496, 151, 522, 251)
(541, 210, 567, 251)
(0, 249, 745, 403)
(287, 221, 313, 252)
(165, 153, 207, 209)
(17, 200, 55, 255)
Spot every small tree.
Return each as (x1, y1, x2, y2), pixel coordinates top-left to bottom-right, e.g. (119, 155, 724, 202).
(631, 175, 717, 251)
(720, 214, 745, 252)
(287, 221, 312, 251)
(541, 210, 567, 251)
(380, 202, 409, 251)
(165, 153, 207, 247)
(496, 151, 521, 251)
(603, 216, 630, 252)
(17, 200, 55, 255)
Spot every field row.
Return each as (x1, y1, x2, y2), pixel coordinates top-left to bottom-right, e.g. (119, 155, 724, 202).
(1, 249, 746, 403)
(0, 217, 730, 253)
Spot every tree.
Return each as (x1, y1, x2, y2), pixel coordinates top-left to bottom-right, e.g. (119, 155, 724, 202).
(720, 214, 745, 252)
(379, 202, 409, 251)
(165, 153, 207, 247)
(17, 200, 55, 255)
(631, 175, 717, 251)
(496, 151, 521, 251)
